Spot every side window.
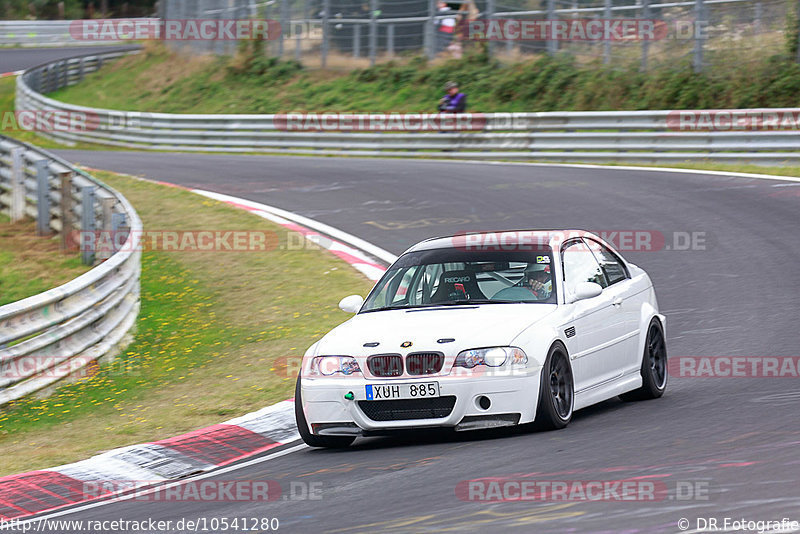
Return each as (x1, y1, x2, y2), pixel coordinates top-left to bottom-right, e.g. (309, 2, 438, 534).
(584, 239, 628, 286)
(561, 240, 608, 293)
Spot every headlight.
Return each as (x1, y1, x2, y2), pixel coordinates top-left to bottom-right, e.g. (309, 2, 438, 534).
(453, 347, 528, 369)
(308, 356, 362, 376)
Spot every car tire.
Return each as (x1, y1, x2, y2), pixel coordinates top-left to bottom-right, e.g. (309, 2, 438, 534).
(533, 342, 574, 431)
(620, 318, 668, 402)
(295, 376, 356, 448)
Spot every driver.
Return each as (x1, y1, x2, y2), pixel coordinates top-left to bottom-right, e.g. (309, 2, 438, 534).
(491, 263, 553, 301)
(522, 264, 552, 300)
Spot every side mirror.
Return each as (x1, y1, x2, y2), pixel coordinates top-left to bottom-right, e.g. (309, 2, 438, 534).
(338, 295, 364, 314)
(570, 282, 603, 303)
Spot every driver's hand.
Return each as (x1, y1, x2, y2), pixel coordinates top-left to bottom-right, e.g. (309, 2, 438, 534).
(530, 280, 544, 292)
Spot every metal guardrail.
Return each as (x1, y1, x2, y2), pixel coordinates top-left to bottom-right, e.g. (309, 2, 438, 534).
(0, 135, 142, 406)
(13, 48, 800, 164)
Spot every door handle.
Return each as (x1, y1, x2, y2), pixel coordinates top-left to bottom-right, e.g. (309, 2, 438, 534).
(612, 297, 623, 307)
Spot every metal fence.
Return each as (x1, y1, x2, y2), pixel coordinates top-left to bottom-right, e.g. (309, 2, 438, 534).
(14, 49, 800, 164)
(1, 1, 790, 71)
(0, 20, 146, 47)
(0, 135, 141, 406)
(161, 0, 792, 72)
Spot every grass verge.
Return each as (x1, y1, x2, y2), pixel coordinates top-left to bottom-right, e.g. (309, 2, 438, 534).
(50, 42, 800, 114)
(0, 214, 89, 306)
(0, 169, 373, 476)
(0, 75, 102, 151)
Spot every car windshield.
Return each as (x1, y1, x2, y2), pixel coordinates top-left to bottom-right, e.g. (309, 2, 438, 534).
(361, 247, 557, 312)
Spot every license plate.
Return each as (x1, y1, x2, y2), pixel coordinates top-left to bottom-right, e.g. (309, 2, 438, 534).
(365, 382, 440, 400)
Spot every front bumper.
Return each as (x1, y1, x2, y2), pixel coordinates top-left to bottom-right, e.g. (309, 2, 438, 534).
(300, 368, 542, 435)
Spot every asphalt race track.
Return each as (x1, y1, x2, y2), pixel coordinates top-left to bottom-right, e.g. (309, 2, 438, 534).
(5, 47, 800, 534)
(0, 46, 140, 74)
(32, 149, 800, 533)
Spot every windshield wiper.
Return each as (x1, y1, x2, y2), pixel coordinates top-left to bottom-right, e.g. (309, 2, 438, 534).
(362, 304, 422, 313)
(364, 300, 509, 313)
(434, 299, 492, 306)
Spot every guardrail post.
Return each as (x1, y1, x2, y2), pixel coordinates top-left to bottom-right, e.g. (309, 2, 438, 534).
(35, 159, 51, 236)
(98, 196, 115, 260)
(59, 170, 74, 251)
(322, 0, 330, 68)
(369, 0, 378, 66)
(353, 24, 361, 58)
(81, 185, 96, 265)
(387, 24, 394, 58)
(9, 147, 25, 223)
(111, 212, 127, 233)
(45, 64, 53, 93)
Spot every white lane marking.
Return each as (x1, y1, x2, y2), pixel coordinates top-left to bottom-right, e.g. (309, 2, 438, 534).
(16, 443, 309, 526)
(440, 159, 800, 184)
(192, 189, 399, 265)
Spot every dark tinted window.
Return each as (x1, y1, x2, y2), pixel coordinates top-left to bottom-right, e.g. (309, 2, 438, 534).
(584, 239, 628, 286)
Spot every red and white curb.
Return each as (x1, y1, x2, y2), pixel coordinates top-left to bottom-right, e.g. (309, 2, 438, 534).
(0, 70, 23, 78)
(0, 401, 298, 520)
(150, 179, 397, 280)
(193, 189, 395, 281)
(0, 182, 396, 521)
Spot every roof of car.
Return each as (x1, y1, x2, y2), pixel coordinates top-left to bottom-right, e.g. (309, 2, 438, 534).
(405, 229, 598, 253)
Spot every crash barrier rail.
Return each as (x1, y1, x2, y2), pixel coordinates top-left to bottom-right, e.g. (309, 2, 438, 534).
(0, 135, 142, 406)
(0, 20, 155, 47)
(14, 48, 800, 164)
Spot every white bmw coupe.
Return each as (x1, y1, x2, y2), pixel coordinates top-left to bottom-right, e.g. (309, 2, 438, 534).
(295, 230, 667, 448)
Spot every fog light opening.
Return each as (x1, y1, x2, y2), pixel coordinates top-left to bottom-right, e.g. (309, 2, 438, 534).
(477, 395, 491, 410)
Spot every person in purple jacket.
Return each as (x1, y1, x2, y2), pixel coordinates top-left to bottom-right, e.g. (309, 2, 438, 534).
(438, 81, 467, 113)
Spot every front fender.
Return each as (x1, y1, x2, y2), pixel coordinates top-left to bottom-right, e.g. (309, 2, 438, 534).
(511, 323, 563, 370)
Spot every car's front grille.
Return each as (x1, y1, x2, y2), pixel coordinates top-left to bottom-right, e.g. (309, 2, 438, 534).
(358, 396, 457, 421)
(406, 352, 445, 375)
(367, 354, 403, 377)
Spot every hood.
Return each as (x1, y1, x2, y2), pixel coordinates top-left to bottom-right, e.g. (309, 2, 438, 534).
(314, 303, 557, 358)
